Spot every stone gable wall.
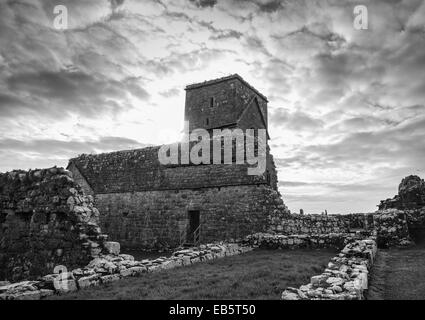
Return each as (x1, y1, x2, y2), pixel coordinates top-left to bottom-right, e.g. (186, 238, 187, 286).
(0, 168, 107, 281)
(69, 147, 270, 195)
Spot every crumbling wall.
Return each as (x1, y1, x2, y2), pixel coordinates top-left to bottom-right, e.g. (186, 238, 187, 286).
(267, 212, 374, 235)
(0, 168, 107, 281)
(281, 238, 377, 300)
(379, 175, 425, 210)
(373, 209, 412, 247)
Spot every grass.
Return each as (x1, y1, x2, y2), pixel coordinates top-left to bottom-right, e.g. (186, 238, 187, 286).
(367, 245, 425, 300)
(48, 248, 336, 300)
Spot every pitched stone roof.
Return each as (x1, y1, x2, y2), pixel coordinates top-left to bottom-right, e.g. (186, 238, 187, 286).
(68, 145, 266, 194)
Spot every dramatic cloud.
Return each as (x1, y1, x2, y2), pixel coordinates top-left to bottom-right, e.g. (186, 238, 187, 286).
(0, 136, 149, 171)
(1, 0, 424, 214)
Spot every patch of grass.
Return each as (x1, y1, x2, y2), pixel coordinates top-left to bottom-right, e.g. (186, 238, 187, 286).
(368, 246, 425, 300)
(48, 248, 337, 300)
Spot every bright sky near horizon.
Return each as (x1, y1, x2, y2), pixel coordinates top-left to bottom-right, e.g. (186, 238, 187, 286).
(0, 0, 424, 214)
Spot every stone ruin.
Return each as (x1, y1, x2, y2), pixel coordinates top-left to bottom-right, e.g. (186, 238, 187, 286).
(377, 175, 425, 244)
(379, 175, 425, 210)
(0, 167, 108, 281)
(0, 74, 424, 300)
(0, 166, 424, 300)
(66, 74, 289, 251)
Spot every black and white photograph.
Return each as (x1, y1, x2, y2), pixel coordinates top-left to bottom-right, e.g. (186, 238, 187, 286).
(1, 0, 425, 306)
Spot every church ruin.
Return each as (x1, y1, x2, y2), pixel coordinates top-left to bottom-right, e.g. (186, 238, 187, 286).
(67, 74, 289, 250)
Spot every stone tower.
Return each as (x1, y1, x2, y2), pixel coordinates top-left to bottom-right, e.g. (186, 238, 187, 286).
(184, 74, 270, 139)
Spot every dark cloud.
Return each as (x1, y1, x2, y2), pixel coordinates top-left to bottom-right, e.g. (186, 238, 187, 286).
(188, 0, 218, 8)
(0, 93, 28, 117)
(1, 0, 424, 213)
(3, 69, 149, 119)
(244, 35, 271, 57)
(256, 0, 283, 13)
(110, 0, 125, 10)
(196, 20, 244, 40)
(0, 136, 147, 155)
(0, 136, 151, 172)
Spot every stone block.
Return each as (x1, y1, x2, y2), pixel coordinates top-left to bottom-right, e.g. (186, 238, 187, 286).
(104, 241, 120, 255)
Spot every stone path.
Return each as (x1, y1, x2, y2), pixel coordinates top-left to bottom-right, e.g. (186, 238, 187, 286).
(367, 246, 425, 300)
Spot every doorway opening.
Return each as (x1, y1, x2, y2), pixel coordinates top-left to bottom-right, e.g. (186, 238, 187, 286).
(187, 210, 200, 244)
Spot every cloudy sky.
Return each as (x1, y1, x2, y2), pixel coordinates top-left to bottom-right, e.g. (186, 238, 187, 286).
(1, 0, 424, 214)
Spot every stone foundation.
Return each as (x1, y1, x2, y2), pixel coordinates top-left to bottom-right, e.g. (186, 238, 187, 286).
(281, 238, 377, 300)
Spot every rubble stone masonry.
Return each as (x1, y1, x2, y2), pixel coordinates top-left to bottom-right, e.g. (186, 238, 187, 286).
(68, 146, 286, 250)
(95, 184, 286, 250)
(0, 168, 107, 281)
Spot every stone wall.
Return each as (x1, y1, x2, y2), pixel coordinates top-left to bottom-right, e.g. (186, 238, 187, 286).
(267, 212, 373, 235)
(68, 143, 287, 250)
(184, 74, 268, 132)
(95, 185, 288, 250)
(281, 238, 377, 300)
(373, 209, 412, 247)
(266, 210, 414, 249)
(0, 241, 253, 300)
(0, 168, 107, 281)
(68, 147, 271, 195)
(243, 232, 355, 250)
(379, 175, 425, 210)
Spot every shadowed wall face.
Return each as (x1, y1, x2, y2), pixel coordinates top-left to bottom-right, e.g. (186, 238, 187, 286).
(0, 168, 105, 281)
(95, 185, 286, 250)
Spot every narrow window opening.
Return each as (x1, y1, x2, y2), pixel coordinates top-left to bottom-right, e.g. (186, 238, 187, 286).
(266, 170, 271, 185)
(210, 97, 214, 108)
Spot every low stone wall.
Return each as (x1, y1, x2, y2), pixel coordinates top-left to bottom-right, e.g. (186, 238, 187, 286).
(0, 242, 253, 300)
(267, 212, 373, 236)
(0, 168, 107, 281)
(374, 209, 413, 247)
(267, 210, 416, 249)
(243, 232, 358, 250)
(281, 238, 377, 300)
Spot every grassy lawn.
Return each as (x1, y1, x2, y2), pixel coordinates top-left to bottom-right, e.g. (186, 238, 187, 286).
(367, 245, 425, 300)
(48, 248, 337, 300)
